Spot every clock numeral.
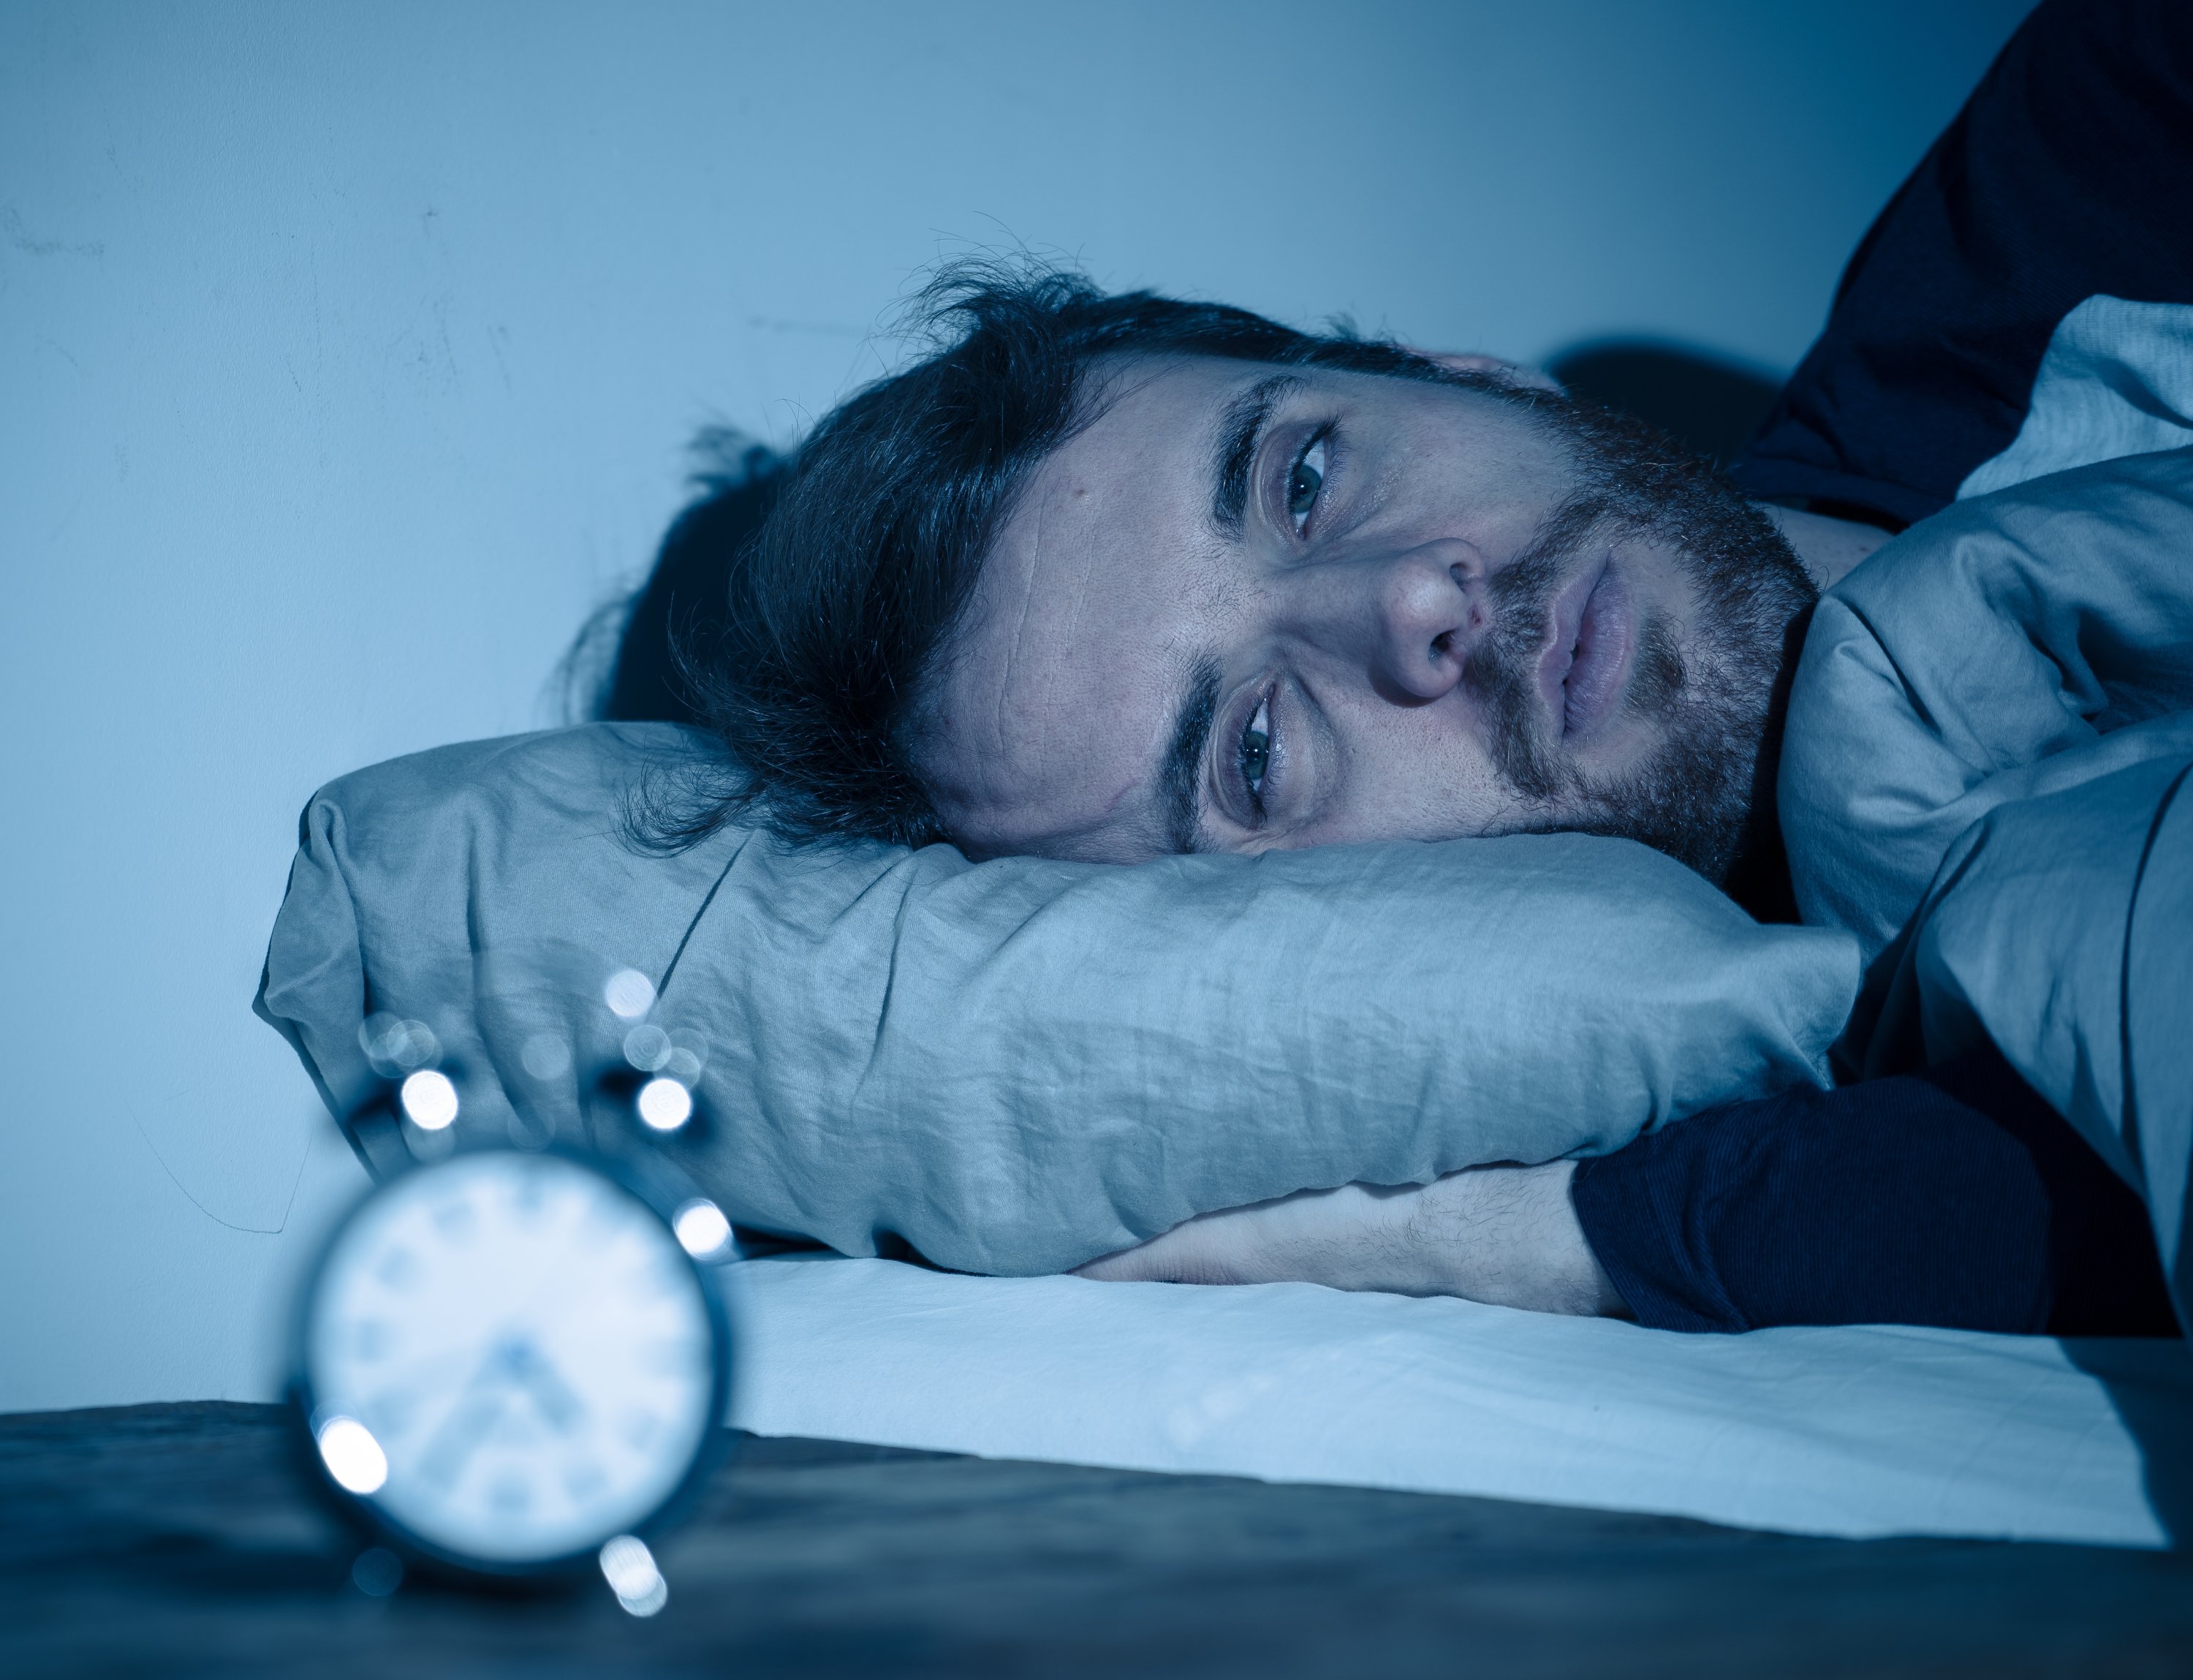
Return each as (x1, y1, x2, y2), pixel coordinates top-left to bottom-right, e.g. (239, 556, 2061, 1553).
(618, 1409, 662, 1453)
(431, 1200, 477, 1243)
(509, 1168, 548, 1222)
(374, 1248, 420, 1291)
(418, 1391, 507, 1488)
(563, 1461, 607, 1503)
(366, 1387, 418, 1440)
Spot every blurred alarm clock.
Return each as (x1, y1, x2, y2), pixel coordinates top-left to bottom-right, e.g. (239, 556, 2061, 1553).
(295, 1146, 735, 1598)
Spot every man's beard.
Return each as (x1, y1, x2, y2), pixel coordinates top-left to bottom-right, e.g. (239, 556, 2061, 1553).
(1458, 398, 1817, 885)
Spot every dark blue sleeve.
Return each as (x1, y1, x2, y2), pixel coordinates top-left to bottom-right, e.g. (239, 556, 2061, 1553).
(1570, 1048, 2180, 1337)
(1726, 0, 2193, 529)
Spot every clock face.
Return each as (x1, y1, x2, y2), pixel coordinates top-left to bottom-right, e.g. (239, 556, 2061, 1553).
(303, 1151, 724, 1567)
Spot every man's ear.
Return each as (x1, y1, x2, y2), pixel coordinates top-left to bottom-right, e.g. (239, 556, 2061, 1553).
(1407, 349, 1565, 395)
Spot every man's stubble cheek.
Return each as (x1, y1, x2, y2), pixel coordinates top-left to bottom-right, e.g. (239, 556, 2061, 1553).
(1461, 552, 1572, 806)
(1469, 587, 1758, 879)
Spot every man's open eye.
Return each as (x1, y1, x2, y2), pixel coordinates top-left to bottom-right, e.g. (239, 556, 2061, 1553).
(1239, 694, 1273, 801)
(1287, 434, 1328, 532)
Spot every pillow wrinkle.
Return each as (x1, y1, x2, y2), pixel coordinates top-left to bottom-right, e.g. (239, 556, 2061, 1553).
(258, 723, 1857, 1274)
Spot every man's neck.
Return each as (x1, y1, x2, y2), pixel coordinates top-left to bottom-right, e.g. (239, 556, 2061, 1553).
(1757, 502, 1895, 592)
(1713, 507, 1893, 920)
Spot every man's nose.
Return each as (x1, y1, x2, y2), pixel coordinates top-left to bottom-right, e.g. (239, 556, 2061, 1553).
(1362, 539, 1488, 702)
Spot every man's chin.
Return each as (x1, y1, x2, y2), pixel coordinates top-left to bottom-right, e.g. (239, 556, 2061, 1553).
(1513, 728, 1758, 885)
(1624, 757, 1761, 882)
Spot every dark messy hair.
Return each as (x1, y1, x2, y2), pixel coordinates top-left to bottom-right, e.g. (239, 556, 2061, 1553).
(663, 260, 1532, 850)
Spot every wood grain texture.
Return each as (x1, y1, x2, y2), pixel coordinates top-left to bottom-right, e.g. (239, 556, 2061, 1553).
(5, 1402, 2192, 1678)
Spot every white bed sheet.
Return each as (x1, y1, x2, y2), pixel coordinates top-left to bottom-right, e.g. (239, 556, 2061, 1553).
(727, 1255, 2193, 1548)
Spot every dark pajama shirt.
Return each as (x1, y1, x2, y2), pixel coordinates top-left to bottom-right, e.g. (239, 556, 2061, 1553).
(1569, 0, 2193, 1336)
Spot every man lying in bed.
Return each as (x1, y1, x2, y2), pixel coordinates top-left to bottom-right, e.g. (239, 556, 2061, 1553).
(649, 0, 2192, 1338)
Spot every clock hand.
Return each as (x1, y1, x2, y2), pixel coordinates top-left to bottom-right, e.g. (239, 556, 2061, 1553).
(504, 1340, 586, 1434)
(417, 1389, 507, 1488)
(414, 1350, 515, 1488)
(362, 1342, 483, 1438)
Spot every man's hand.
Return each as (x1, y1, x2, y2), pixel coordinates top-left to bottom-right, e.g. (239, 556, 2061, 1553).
(1072, 1162, 1629, 1319)
(1406, 349, 1567, 394)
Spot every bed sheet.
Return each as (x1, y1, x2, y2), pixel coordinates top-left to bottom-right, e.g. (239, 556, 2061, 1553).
(728, 1255, 2193, 1549)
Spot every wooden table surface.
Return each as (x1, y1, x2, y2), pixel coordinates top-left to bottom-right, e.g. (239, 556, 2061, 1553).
(6, 1401, 2193, 1678)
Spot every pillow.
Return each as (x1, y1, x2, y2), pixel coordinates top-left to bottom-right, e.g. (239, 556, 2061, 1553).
(257, 722, 1857, 1275)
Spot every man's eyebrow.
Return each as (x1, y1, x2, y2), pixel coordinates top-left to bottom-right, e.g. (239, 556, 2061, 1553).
(1160, 657, 1222, 855)
(1209, 374, 1303, 538)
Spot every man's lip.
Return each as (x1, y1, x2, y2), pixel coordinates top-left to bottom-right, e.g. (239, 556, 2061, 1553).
(1534, 562, 1598, 734)
(1533, 559, 1635, 741)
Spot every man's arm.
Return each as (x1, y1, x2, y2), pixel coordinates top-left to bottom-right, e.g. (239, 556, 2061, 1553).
(1073, 1162, 1626, 1318)
(1729, 0, 2193, 529)
(1076, 1048, 2178, 1339)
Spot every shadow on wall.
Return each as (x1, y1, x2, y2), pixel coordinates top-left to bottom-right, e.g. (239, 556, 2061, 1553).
(586, 343, 1787, 732)
(1545, 339, 1783, 469)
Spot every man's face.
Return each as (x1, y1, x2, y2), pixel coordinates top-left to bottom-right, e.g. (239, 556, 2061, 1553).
(912, 355, 1813, 879)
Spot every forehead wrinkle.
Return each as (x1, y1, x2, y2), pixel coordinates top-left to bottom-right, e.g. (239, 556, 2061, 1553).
(985, 485, 1048, 761)
(951, 357, 1275, 856)
(1048, 475, 1103, 694)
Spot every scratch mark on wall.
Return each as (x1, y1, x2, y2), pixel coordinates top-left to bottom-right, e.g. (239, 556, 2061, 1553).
(125, 1100, 311, 1236)
(36, 334, 86, 376)
(748, 316, 867, 338)
(42, 490, 87, 547)
(4, 205, 107, 260)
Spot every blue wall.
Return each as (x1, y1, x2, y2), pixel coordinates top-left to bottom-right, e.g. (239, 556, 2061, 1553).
(0, 0, 2031, 1408)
